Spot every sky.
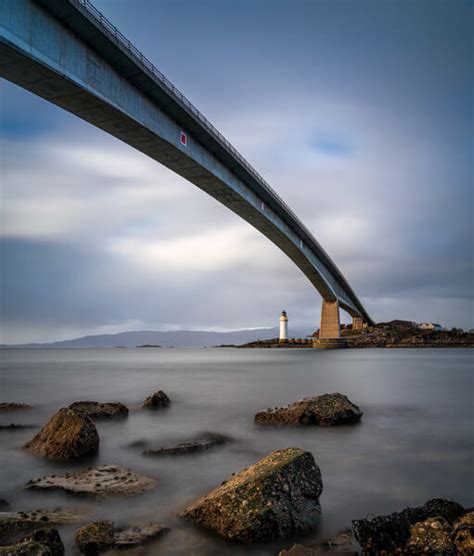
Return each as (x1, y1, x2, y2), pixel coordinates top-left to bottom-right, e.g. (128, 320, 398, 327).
(1, 0, 473, 343)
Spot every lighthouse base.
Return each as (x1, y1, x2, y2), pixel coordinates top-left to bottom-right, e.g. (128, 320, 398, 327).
(312, 338, 347, 349)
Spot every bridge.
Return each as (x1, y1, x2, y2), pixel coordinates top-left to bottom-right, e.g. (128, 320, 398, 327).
(0, 0, 373, 341)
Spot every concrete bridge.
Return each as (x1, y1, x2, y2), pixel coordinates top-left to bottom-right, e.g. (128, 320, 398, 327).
(0, 0, 373, 340)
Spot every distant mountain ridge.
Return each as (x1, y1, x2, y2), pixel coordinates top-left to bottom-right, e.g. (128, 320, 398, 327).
(1, 327, 313, 348)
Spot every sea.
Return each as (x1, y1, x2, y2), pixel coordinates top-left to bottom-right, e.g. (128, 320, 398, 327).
(0, 347, 472, 554)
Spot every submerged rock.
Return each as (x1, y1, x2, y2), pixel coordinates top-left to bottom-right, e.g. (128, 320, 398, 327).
(26, 464, 157, 498)
(279, 530, 358, 555)
(0, 403, 32, 411)
(75, 520, 169, 554)
(0, 424, 35, 431)
(454, 511, 474, 555)
(0, 507, 88, 545)
(181, 447, 322, 542)
(69, 401, 128, 420)
(352, 498, 467, 554)
(143, 391, 170, 409)
(143, 432, 230, 456)
(0, 527, 64, 555)
(255, 393, 363, 426)
(23, 408, 99, 461)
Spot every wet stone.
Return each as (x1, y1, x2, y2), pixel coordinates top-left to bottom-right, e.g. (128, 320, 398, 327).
(405, 516, 455, 554)
(255, 393, 363, 426)
(352, 498, 467, 554)
(454, 511, 474, 555)
(75, 520, 169, 554)
(69, 401, 129, 420)
(142, 390, 170, 409)
(0, 507, 89, 545)
(0, 527, 64, 555)
(25, 464, 158, 498)
(143, 432, 230, 456)
(23, 408, 99, 461)
(182, 447, 323, 543)
(0, 403, 32, 411)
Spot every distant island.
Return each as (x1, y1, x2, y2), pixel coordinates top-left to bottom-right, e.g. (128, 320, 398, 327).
(235, 321, 474, 349)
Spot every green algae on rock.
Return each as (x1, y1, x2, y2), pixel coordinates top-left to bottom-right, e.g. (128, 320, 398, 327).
(23, 408, 99, 461)
(255, 393, 363, 426)
(181, 447, 322, 543)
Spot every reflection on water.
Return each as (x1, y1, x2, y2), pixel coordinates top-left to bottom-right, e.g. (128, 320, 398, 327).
(0, 348, 472, 554)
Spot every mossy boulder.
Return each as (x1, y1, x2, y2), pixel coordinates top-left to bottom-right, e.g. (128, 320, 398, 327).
(142, 391, 170, 409)
(75, 520, 169, 554)
(69, 401, 128, 420)
(0, 528, 64, 555)
(181, 447, 322, 542)
(24, 408, 99, 461)
(255, 393, 362, 426)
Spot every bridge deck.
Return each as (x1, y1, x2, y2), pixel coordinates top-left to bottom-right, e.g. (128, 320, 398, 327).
(0, 0, 372, 324)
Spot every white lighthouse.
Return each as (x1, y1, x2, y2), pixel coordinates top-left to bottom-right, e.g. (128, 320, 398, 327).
(279, 310, 288, 342)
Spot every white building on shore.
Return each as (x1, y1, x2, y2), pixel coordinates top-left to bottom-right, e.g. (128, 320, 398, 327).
(279, 311, 288, 341)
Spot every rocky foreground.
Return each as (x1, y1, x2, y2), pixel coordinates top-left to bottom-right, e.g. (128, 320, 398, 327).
(182, 448, 323, 542)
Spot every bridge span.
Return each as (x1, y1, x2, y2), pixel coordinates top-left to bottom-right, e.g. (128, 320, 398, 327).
(0, 0, 373, 339)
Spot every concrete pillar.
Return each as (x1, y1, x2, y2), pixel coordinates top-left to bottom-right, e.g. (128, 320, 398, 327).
(352, 317, 364, 331)
(319, 300, 341, 339)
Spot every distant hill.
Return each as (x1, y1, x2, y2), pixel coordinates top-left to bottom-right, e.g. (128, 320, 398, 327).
(1, 327, 313, 348)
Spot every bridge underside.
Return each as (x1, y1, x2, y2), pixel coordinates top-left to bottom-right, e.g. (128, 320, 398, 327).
(0, 0, 373, 331)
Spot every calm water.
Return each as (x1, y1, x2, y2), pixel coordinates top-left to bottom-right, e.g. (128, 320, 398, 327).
(0, 348, 472, 554)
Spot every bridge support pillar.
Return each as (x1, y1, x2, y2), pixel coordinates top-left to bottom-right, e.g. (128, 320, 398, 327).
(352, 317, 364, 331)
(313, 300, 347, 348)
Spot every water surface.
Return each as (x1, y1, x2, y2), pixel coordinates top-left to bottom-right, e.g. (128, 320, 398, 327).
(0, 348, 472, 554)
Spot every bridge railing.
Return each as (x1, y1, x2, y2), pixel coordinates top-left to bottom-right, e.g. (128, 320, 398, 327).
(75, 0, 322, 249)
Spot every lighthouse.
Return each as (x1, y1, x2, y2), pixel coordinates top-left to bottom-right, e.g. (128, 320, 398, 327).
(279, 310, 288, 342)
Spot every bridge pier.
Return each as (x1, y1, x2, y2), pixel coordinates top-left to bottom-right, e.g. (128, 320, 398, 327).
(352, 317, 364, 331)
(313, 300, 347, 348)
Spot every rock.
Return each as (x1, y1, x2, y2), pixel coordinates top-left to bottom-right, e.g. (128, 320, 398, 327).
(69, 401, 128, 420)
(0, 403, 31, 411)
(23, 408, 99, 461)
(279, 530, 358, 555)
(142, 391, 170, 409)
(454, 511, 474, 555)
(279, 545, 318, 555)
(0, 528, 64, 555)
(352, 498, 467, 554)
(0, 508, 89, 545)
(0, 424, 35, 431)
(405, 516, 455, 554)
(143, 432, 230, 456)
(181, 447, 323, 542)
(26, 464, 158, 498)
(0, 499, 10, 510)
(255, 394, 362, 426)
(75, 520, 169, 555)
(322, 530, 358, 554)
